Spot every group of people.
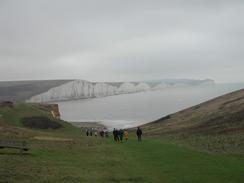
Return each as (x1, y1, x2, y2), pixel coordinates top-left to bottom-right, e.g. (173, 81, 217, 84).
(85, 128, 109, 138)
(113, 127, 142, 142)
(112, 128, 129, 142)
(85, 127, 143, 142)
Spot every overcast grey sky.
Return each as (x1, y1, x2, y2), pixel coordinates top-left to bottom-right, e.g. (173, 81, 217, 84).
(0, 0, 243, 83)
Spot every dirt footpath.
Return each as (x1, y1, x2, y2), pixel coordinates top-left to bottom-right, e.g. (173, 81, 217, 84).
(33, 136, 73, 142)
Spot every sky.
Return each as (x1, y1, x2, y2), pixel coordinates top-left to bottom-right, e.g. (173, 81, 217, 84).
(0, 0, 244, 83)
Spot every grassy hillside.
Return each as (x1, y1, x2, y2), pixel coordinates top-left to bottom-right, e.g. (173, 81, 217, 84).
(0, 103, 80, 138)
(141, 89, 244, 154)
(0, 80, 72, 101)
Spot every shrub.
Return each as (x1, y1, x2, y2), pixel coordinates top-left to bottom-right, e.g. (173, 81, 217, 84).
(20, 116, 62, 129)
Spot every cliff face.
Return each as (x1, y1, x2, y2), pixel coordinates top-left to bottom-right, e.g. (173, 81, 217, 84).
(27, 79, 215, 103)
(32, 103, 61, 119)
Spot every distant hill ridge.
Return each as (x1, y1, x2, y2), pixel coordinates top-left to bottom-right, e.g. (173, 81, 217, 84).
(142, 89, 244, 136)
(0, 79, 214, 102)
(140, 89, 244, 153)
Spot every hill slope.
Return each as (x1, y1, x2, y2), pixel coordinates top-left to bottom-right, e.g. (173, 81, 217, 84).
(142, 89, 244, 153)
(0, 103, 79, 138)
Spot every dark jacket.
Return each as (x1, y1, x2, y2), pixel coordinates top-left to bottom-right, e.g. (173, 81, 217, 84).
(136, 128, 142, 136)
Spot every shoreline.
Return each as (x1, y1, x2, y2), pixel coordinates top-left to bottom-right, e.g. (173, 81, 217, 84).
(69, 121, 107, 130)
(68, 120, 149, 131)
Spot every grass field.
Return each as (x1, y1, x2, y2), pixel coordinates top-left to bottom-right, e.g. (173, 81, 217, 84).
(1, 135, 244, 183)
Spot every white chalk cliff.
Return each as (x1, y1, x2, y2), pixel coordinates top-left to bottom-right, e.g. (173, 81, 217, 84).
(27, 79, 215, 102)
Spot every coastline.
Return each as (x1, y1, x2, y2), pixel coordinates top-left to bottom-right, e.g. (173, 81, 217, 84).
(69, 121, 107, 130)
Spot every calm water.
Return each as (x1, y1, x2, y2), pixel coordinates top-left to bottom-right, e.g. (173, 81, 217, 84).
(57, 83, 244, 129)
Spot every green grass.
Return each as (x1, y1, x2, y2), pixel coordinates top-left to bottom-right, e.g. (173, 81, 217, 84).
(1, 136, 244, 183)
(0, 103, 80, 137)
(120, 138, 244, 183)
(0, 103, 47, 127)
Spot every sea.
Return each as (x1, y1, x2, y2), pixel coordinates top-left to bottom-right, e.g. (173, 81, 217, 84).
(57, 83, 244, 129)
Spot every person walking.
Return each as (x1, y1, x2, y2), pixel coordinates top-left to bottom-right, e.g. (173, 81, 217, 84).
(113, 128, 117, 141)
(136, 127, 142, 142)
(124, 129, 129, 142)
(119, 129, 124, 142)
(86, 129, 89, 136)
(113, 128, 119, 142)
(100, 130, 105, 138)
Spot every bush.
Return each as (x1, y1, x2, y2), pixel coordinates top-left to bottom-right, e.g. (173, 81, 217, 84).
(20, 116, 62, 129)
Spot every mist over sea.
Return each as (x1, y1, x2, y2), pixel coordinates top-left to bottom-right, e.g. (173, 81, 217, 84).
(57, 83, 244, 129)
